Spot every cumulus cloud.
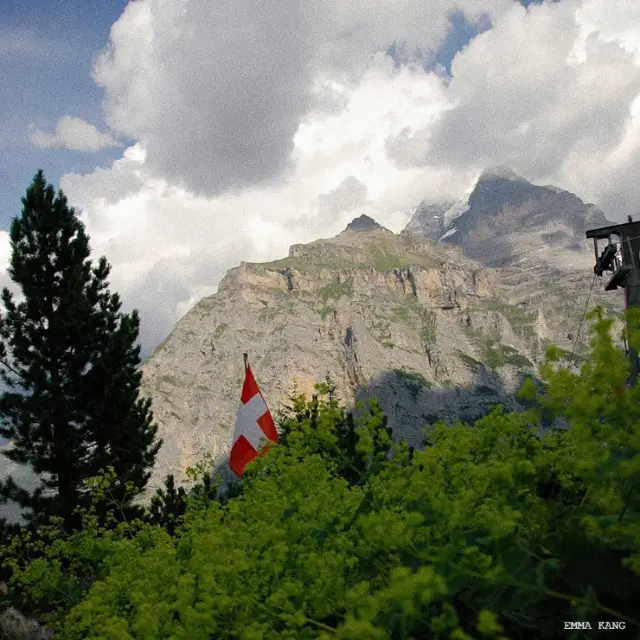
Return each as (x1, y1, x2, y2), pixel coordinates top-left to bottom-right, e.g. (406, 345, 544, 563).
(29, 116, 120, 152)
(62, 144, 147, 205)
(4, 0, 635, 357)
(384, 0, 640, 216)
(575, 0, 640, 64)
(91, 0, 511, 197)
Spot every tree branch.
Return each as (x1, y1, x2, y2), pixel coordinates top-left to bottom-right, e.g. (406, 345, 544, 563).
(0, 356, 26, 382)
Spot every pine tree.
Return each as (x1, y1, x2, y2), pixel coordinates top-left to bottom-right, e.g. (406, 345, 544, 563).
(0, 171, 162, 532)
(147, 475, 188, 536)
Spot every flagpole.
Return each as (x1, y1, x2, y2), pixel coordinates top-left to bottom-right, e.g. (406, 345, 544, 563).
(243, 353, 248, 372)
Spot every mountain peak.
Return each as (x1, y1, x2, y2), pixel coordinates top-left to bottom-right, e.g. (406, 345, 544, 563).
(343, 214, 386, 233)
(403, 170, 610, 267)
(478, 166, 525, 182)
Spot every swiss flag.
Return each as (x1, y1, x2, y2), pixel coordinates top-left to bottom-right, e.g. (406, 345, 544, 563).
(229, 362, 278, 477)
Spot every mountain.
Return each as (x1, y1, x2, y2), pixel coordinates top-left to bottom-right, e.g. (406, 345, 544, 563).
(139, 181, 623, 494)
(344, 214, 386, 232)
(404, 202, 454, 239)
(0, 171, 625, 512)
(406, 167, 610, 269)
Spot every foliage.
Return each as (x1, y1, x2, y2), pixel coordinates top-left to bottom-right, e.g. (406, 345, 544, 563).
(318, 306, 335, 320)
(147, 455, 248, 536)
(259, 306, 279, 322)
(457, 350, 482, 369)
(147, 475, 188, 536)
(0, 468, 151, 619)
(368, 244, 432, 273)
(482, 341, 532, 371)
(420, 309, 437, 344)
(277, 379, 394, 486)
(212, 322, 228, 338)
(479, 299, 537, 340)
(317, 279, 354, 304)
(0, 171, 161, 533)
(261, 256, 309, 273)
(3, 308, 640, 638)
(462, 321, 533, 370)
(0, 464, 243, 626)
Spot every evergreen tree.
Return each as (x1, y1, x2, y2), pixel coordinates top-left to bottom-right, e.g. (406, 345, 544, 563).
(0, 171, 162, 532)
(147, 475, 187, 536)
(147, 471, 245, 537)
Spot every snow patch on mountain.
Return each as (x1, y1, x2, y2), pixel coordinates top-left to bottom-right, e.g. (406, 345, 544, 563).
(443, 195, 471, 227)
(439, 227, 458, 240)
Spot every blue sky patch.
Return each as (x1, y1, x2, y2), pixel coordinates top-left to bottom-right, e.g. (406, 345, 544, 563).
(0, 1, 128, 227)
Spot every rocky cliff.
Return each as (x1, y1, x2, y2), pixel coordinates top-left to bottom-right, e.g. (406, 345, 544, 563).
(406, 167, 609, 269)
(140, 194, 624, 494)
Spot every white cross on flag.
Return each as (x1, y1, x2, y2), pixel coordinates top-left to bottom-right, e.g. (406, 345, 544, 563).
(229, 360, 278, 477)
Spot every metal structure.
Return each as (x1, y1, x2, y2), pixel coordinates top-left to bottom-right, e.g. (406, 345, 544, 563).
(586, 216, 640, 385)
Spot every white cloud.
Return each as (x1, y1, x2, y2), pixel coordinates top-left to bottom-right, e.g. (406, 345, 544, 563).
(61, 51, 471, 356)
(29, 116, 120, 152)
(0, 0, 635, 357)
(0, 232, 20, 301)
(91, 0, 512, 197)
(385, 0, 640, 217)
(574, 0, 640, 64)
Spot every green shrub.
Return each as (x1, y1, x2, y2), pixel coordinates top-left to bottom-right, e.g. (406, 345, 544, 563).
(3, 309, 639, 639)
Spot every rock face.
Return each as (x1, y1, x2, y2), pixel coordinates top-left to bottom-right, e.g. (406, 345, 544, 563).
(405, 202, 454, 239)
(344, 214, 386, 233)
(0, 607, 51, 640)
(140, 177, 624, 494)
(406, 167, 610, 270)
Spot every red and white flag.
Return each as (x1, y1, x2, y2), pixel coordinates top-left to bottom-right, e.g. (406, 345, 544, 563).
(229, 358, 278, 477)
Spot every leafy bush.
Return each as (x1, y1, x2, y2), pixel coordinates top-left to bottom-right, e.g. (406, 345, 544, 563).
(0, 468, 151, 620)
(2, 310, 639, 639)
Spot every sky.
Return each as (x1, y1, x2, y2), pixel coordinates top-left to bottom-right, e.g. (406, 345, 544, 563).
(1, 0, 639, 358)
